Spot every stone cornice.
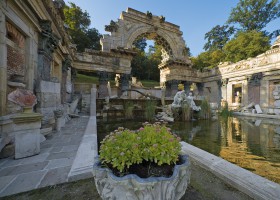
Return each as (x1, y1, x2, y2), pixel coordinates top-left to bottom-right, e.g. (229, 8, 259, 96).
(120, 8, 182, 35)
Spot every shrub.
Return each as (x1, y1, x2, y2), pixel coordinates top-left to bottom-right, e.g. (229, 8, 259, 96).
(99, 122, 181, 173)
(199, 99, 211, 119)
(144, 100, 157, 121)
(124, 101, 134, 119)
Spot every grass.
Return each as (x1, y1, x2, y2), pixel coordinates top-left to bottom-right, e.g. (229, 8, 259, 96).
(74, 73, 99, 84)
(74, 73, 160, 88)
(2, 178, 101, 200)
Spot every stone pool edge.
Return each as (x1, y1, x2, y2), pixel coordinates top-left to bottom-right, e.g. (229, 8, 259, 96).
(67, 114, 280, 200)
(181, 142, 280, 200)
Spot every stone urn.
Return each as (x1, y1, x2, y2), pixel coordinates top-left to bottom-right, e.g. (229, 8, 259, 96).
(92, 155, 191, 200)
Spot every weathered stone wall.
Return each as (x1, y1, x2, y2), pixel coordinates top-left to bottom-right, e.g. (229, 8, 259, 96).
(36, 81, 61, 127)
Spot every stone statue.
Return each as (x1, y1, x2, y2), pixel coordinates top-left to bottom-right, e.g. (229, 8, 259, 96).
(186, 92, 201, 111)
(171, 84, 187, 109)
(171, 84, 201, 111)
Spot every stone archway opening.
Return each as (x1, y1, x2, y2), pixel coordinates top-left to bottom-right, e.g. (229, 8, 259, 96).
(133, 32, 174, 64)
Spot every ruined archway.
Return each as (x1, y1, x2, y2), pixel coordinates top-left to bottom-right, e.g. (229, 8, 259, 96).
(73, 8, 200, 97)
(100, 8, 198, 86)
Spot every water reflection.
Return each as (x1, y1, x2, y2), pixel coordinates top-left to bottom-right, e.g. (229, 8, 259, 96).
(97, 117, 280, 183)
(171, 117, 280, 183)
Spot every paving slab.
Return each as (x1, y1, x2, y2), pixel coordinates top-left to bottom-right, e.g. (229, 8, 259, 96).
(0, 161, 49, 176)
(45, 158, 74, 169)
(0, 115, 89, 197)
(0, 170, 47, 197)
(39, 166, 71, 187)
(0, 175, 16, 193)
(46, 151, 76, 160)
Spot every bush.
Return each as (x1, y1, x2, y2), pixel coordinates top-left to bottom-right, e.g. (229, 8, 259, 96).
(99, 122, 181, 173)
(144, 100, 157, 121)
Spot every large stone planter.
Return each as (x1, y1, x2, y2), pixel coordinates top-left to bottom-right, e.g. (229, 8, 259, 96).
(92, 155, 191, 200)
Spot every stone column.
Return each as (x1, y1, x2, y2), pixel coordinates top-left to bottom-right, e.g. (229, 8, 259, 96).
(165, 81, 171, 97)
(0, 10, 7, 116)
(98, 71, 110, 98)
(183, 81, 191, 94)
(221, 78, 228, 102)
(61, 56, 71, 103)
(196, 82, 204, 96)
(90, 84, 97, 116)
(170, 80, 179, 97)
(120, 73, 130, 93)
(25, 34, 36, 91)
(37, 20, 58, 82)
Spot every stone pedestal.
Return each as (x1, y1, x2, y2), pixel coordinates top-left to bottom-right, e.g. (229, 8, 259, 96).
(55, 116, 65, 131)
(11, 111, 42, 159)
(54, 109, 65, 131)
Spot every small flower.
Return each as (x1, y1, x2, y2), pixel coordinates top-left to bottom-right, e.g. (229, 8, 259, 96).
(153, 144, 158, 148)
(120, 152, 125, 156)
(118, 127, 124, 131)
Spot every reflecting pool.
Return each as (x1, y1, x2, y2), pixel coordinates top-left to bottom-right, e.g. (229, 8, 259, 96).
(97, 117, 280, 183)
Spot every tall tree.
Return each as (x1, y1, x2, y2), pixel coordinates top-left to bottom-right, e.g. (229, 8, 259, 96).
(224, 30, 270, 62)
(227, 0, 280, 33)
(204, 25, 235, 51)
(64, 2, 101, 52)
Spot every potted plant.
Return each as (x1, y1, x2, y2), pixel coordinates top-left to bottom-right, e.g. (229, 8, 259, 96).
(93, 122, 191, 200)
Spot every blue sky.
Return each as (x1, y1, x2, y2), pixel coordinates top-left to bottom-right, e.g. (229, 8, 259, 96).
(67, 0, 280, 56)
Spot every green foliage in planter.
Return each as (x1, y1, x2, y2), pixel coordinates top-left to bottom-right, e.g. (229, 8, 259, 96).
(124, 101, 134, 119)
(99, 122, 181, 173)
(199, 99, 211, 119)
(99, 127, 142, 172)
(144, 100, 157, 121)
(138, 123, 181, 165)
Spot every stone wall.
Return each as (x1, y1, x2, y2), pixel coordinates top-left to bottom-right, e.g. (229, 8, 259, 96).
(36, 80, 61, 127)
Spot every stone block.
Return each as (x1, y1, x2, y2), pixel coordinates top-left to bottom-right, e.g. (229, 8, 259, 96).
(15, 128, 40, 159)
(274, 95, 280, 100)
(274, 109, 280, 115)
(39, 93, 60, 108)
(254, 104, 263, 114)
(273, 91, 279, 96)
(39, 81, 60, 94)
(274, 100, 280, 108)
(55, 117, 65, 131)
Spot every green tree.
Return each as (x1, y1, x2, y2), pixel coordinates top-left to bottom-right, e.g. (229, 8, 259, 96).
(224, 31, 270, 62)
(227, 0, 280, 33)
(204, 25, 235, 51)
(64, 2, 101, 52)
(191, 50, 225, 70)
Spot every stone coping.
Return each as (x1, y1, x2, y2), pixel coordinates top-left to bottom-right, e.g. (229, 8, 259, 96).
(67, 116, 98, 181)
(181, 142, 280, 200)
(233, 112, 280, 119)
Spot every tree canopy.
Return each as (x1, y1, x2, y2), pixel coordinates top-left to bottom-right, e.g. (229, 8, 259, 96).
(131, 40, 161, 81)
(227, 0, 280, 32)
(204, 25, 235, 51)
(63, 2, 101, 52)
(223, 31, 270, 62)
(193, 0, 280, 70)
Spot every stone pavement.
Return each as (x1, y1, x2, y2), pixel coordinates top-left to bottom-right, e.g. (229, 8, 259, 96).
(0, 115, 89, 197)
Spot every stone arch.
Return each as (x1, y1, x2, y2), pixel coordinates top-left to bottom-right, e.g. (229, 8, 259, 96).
(127, 30, 174, 63)
(101, 8, 190, 63)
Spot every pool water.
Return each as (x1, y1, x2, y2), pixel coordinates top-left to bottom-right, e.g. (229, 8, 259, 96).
(97, 117, 280, 183)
